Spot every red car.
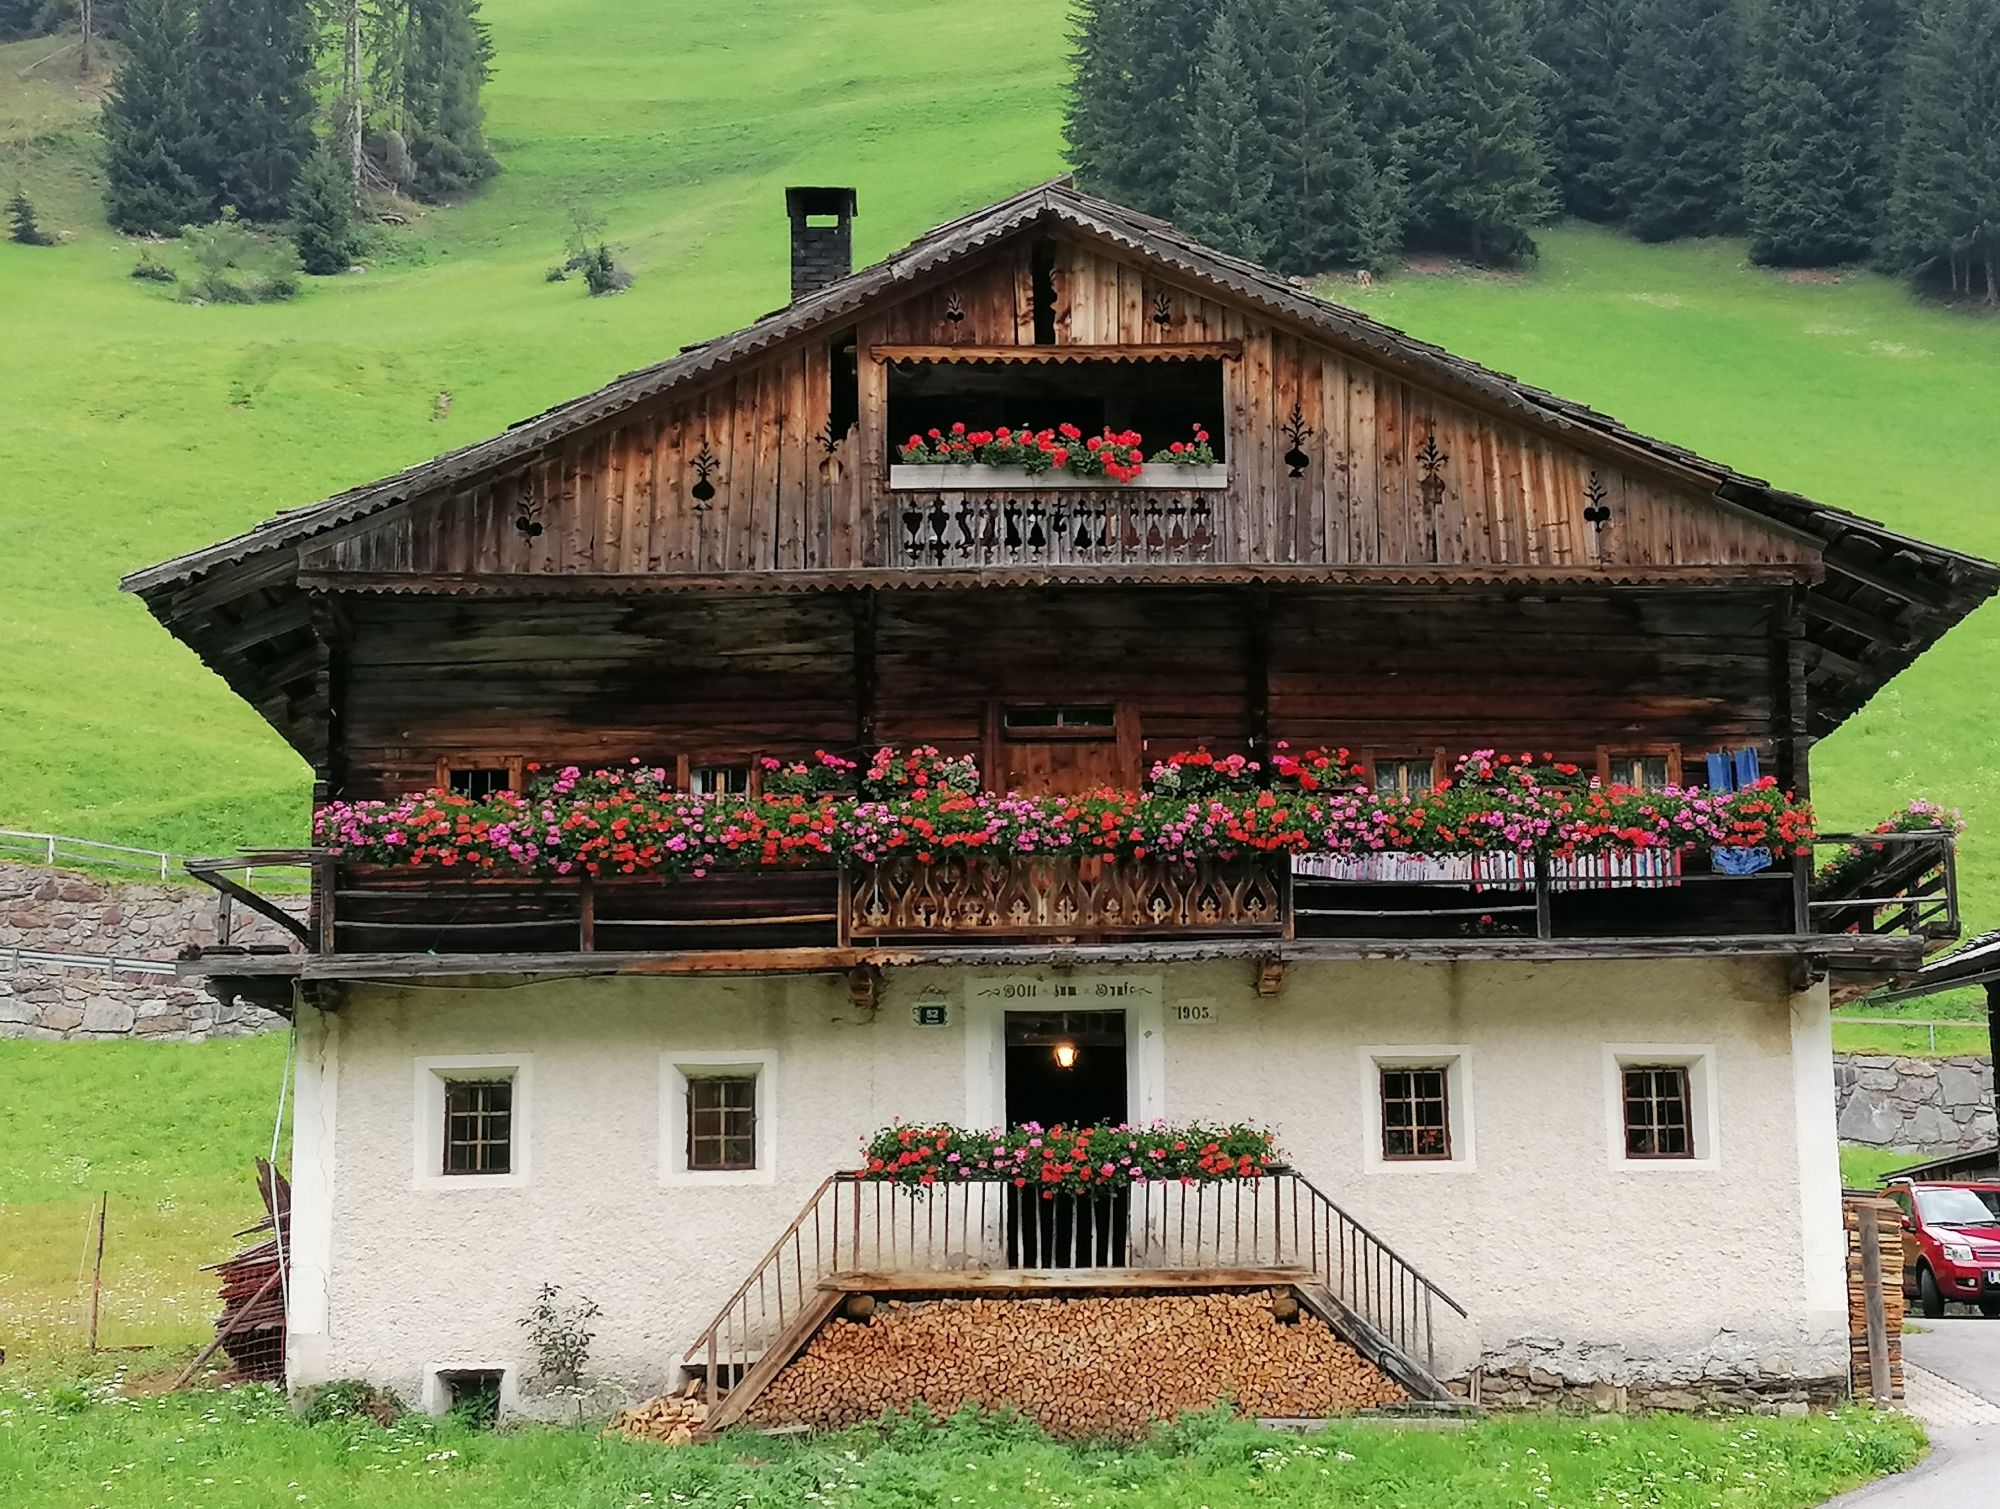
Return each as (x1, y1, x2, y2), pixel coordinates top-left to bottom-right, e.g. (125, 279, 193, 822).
(1886, 1180, 2000, 1318)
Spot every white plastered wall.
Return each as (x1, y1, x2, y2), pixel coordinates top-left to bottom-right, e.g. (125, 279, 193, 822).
(294, 956, 1846, 1410)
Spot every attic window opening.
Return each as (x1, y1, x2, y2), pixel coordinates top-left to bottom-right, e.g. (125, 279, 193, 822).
(886, 357, 1225, 464)
(825, 327, 859, 450)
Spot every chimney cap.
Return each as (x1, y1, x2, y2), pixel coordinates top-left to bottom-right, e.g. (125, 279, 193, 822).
(786, 186, 857, 221)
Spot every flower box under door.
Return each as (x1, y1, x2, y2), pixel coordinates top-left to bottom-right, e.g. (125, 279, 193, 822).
(888, 464, 1229, 491)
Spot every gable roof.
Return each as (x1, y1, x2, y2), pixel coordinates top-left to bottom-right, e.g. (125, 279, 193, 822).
(124, 179, 2000, 746)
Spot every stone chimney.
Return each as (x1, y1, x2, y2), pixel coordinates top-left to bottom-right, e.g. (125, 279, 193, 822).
(786, 186, 857, 303)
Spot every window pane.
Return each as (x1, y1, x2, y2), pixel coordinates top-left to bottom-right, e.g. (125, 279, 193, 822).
(443, 1079, 513, 1175)
(1622, 1066, 1692, 1159)
(1379, 1063, 1451, 1160)
(686, 1074, 757, 1171)
(448, 767, 513, 800)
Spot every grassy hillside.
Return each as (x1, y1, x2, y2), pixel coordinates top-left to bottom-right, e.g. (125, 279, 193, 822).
(0, 1035, 288, 1362)
(2, 3, 1998, 927)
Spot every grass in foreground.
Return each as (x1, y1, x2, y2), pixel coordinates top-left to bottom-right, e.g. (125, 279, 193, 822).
(0, 1391, 1928, 1509)
(0, 1036, 289, 1362)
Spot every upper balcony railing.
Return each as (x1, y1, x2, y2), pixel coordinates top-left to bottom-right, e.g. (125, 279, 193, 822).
(888, 485, 1228, 570)
(186, 828, 1958, 963)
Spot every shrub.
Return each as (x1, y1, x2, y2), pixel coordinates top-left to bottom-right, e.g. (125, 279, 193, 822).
(130, 249, 178, 283)
(292, 147, 364, 276)
(179, 212, 304, 304)
(580, 244, 632, 295)
(300, 1379, 405, 1427)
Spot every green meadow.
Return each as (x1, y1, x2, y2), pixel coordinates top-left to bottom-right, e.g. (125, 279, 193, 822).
(3, 1, 1997, 918)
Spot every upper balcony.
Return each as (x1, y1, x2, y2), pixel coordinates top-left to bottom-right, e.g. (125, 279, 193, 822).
(185, 750, 1962, 1001)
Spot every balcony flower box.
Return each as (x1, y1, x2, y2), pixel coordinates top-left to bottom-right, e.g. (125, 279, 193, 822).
(888, 463, 1229, 491)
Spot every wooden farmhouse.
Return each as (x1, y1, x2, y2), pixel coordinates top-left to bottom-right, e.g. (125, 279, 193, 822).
(129, 181, 2000, 1429)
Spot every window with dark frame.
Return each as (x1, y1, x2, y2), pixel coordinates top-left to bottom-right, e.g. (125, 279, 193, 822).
(1605, 752, 1674, 792)
(1002, 704, 1118, 737)
(686, 1074, 758, 1171)
(1379, 1066, 1451, 1160)
(1622, 1066, 1694, 1159)
(446, 767, 515, 800)
(1374, 757, 1438, 799)
(688, 764, 751, 796)
(442, 1078, 514, 1175)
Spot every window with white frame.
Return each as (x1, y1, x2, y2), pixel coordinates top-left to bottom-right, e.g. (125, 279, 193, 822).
(1361, 1048, 1474, 1170)
(413, 1056, 531, 1189)
(663, 1052, 775, 1184)
(1604, 1046, 1716, 1169)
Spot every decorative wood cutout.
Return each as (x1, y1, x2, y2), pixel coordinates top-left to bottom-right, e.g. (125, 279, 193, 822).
(1415, 426, 1447, 560)
(512, 477, 544, 541)
(816, 416, 843, 456)
(690, 439, 720, 509)
(943, 291, 966, 324)
(1281, 400, 1313, 478)
(1151, 291, 1173, 326)
(1583, 471, 1613, 532)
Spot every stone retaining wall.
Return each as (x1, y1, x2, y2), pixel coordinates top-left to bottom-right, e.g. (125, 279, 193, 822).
(0, 862, 297, 1041)
(1833, 1052, 1995, 1152)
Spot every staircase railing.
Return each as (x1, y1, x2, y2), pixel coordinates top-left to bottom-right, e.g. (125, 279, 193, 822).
(1810, 829, 1959, 943)
(681, 1167, 1465, 1405)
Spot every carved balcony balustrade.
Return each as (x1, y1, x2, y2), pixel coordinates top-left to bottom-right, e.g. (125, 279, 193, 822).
(841, 853, 1288, 943)
(887, 486, 1228, 570)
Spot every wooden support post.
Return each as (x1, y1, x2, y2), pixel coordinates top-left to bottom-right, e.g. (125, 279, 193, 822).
(1857, 1201, 1891, 1406)
(216, 890, 235, 948)
(1533, 853, 1552, 940)
(312, 857, 338, 954)
(1988, 984, 2000, 1126)
(851, 590, 878, 753)
(1245, 588, 1271, 771)
(88, 1192, 107, 1352)
(579, 876, 597, 952)
(1792, 852, 1813, 937)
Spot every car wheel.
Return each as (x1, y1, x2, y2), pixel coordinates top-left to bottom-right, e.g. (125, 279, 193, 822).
(1920, 1266, 1947, 1319)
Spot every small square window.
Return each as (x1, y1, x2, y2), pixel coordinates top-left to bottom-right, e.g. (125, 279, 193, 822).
(1379, 1066, 1451, 1160)
(688, 764, 750, 796)
(440, 1370, 502, 1428)
(686, 1074, 758, 1171)
(442, 1079, 514, 1175)
(1605, 752, 1674, 792)
(447, 767, 515, 800)
(1622, 1066, 1693, 1159)
(1374, 757, 1437, 799)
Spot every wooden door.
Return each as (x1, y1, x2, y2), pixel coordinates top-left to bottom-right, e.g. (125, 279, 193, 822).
(987, 703, 1141, 794)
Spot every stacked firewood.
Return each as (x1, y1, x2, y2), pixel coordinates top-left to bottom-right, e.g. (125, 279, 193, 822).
(1844, 1195, 1905, 1403)
(606, 1385, 711, 1446)
(743, 1291, 1405, 1438)
(204, 1159, 290, 1384)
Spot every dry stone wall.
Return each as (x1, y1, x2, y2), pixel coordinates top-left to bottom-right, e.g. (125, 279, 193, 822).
(1834, 1053, 1995, 1152)
(0, 862, 296, 1041)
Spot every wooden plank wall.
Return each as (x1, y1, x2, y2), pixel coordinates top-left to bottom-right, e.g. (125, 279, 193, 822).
(304, 236, 1814, 585)
(333, 586, 1785, 800)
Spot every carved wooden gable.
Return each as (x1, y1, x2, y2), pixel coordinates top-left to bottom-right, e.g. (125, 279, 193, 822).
(298, 231, 1816, 585)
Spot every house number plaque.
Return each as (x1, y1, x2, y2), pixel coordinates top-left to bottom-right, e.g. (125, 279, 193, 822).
(912, 1001, 951, 1028)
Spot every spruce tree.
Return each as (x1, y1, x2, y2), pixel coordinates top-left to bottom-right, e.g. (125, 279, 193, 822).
(100, 0, 212, 235)
(1335, 0, 1430, 249)
(1257, 0, 1397, 272)
(292, 145, 364, 274)
(1403, 0, 1555, 260)
(1172, 0, 1272, 262)
(1535, 0, 1632, 222)
(196, 0, 317, 220)
(0, 0, 43, 40)
(402, 0, 497, 199)
(1741, 0, 1887, 266)
(1887, 0, 2000, 302)
(1616, 0, 1741, 242)
(1065, 0, 1144, 203)
(8, 188, 52, 245)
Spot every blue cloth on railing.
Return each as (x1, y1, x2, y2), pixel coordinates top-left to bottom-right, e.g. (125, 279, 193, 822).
(1706, 748, 1772, 876)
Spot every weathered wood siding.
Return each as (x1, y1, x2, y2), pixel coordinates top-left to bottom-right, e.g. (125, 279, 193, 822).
(333, 586, 1788, 801)
(300, 235, 1815, 584)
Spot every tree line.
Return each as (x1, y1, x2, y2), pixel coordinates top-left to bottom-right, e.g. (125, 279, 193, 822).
(98, 0, 495, 245)
(1067, 0, 2000, 302)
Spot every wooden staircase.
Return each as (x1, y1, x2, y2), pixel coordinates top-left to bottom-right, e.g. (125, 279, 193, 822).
(681, 1169, 1467, 1433)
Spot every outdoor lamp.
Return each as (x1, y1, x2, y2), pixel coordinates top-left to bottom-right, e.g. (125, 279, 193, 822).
(1052, 1040, 1079, 1070)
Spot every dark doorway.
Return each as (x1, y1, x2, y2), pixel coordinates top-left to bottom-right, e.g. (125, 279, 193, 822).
(1004, 1011, 1129, 1267)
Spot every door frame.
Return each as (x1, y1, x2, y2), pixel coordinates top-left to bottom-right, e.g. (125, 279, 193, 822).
(962, 974, 1166, 1132)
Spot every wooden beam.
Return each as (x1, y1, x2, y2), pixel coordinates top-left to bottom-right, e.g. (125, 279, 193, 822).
(821, 1267, 1310, 1294)
(868, 341, 1243, 364)
(1800, 592, 1920, 650)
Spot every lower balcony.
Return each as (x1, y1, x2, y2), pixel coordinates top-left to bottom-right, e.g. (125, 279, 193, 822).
(190, 829, 1959, 1003)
